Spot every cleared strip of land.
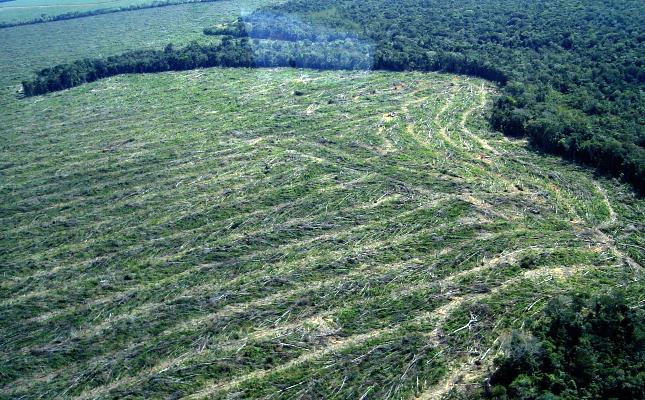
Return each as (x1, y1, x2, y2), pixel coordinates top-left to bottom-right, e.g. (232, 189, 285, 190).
(0, 68, 641, 399)
(0, 0, 243, 27)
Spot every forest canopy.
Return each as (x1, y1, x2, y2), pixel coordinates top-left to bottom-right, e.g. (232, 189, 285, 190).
(0, 0, 225, 29)
(21, 37, 378, 97)
(265, 0, 645, 191)
(483, 293, 644, 399)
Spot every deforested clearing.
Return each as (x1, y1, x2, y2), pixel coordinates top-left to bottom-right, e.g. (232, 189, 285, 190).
(1, 67, 641, 399)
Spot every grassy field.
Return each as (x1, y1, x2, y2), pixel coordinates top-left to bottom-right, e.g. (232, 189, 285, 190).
(0, 0, 203, 25)
(0, 0, 155, 24)
(1, 67, 641, 399)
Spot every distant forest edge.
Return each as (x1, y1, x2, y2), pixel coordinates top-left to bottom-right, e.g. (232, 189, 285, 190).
(21, 0, 645, 192)
(0, 0, 223, 29)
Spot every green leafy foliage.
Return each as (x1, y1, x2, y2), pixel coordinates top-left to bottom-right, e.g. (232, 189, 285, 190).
(0, 0, 225, 29)
(21, 0, 644, 190)
(21, 36, 378, 96)
(21, 39, 254, 96)
(264, 0, 644, 190)
(488, 293, 645, 399)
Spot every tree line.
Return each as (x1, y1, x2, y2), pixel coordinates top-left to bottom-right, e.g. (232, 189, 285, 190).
(481, 293, 644, 399)
(269, 0, 644, 191)
(204, 13, 358, 43)
(20, 0, 644, 190)
(0, 0, 224, 30)
(22, 39, 254, 96)
(203, 15, 508, 85)
(22, 36, 507, 95)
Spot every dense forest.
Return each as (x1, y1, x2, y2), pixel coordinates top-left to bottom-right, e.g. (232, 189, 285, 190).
(264, 0, 644, 190)
(204, 14, 508, 83)
(21, 37, 377, 96)
(0, 0, 224, 29)
(21, 34, 506, 94)
(482, 293, 644, 399)
(204, 12, 359, 42)
(20, 0, 644, 190)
